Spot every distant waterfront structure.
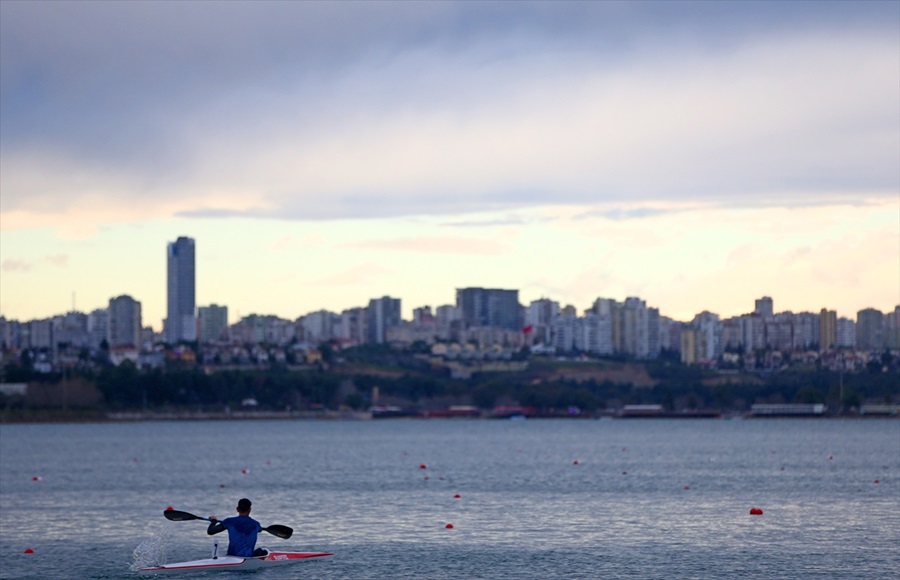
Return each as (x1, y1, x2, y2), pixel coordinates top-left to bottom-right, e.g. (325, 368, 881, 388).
(456, 287, 521, 330)
(198, 304, 228, 342)
(108, 295, 142, 348)
(367, 296, 401, 344)
(165, 236, 197, 343)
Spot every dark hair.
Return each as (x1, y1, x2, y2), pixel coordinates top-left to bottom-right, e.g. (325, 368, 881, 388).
(237, 498, 252, 511)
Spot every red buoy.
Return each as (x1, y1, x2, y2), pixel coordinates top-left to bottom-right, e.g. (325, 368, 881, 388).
(445, 523, 454, 529)
(32, 476, 41, 482)
(684, 485, 690, 490)
(749, 508, 764, 515)
(241, 469, 248, 475)
(454, 494, 461, 499)
(24, 548, 34, 554)
(166, 505, 174, 511)
(573, 460, 579, 465)
(419, 464, 427, 469)
(874, 480, 880, 484)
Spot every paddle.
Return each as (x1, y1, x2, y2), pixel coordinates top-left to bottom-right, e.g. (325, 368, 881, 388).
(163, 509, 293, 539)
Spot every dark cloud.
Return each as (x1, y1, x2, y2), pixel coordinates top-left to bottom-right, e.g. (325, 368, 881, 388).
(1, 1, 897, 225)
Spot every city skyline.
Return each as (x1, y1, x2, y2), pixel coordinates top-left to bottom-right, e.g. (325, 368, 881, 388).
(1, 2, 898, 328)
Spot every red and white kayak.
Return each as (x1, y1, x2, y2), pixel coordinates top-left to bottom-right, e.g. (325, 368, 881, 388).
(139, 551, 333, 574)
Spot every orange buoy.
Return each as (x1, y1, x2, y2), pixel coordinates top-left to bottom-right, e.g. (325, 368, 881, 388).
(24, 548, 34, 554)
(749, 508, 763, 515)
(445, 523, 454, 529)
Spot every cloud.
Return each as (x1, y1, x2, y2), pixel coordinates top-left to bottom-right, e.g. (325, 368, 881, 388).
(1, 259, 32, 272)
(341, 235, 508, 256)
(44, 254, 68, 267)
(1, 2, 897, 234)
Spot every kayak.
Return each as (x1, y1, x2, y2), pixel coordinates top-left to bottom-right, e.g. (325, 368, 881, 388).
(138, 551, 333, 574)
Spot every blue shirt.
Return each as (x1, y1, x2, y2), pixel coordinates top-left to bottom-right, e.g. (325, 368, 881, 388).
(221, 515, 261, 557)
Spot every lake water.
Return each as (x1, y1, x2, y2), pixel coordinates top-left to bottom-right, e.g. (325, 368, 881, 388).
(0, 418, 897, 579)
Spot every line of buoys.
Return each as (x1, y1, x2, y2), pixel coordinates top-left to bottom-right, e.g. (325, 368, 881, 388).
(749, 508, 764, 515)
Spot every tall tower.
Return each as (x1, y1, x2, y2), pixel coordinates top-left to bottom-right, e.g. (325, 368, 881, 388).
(166, 236, 197, 343)
(367, 296, 401, 344)
(819, 308, 837, 351)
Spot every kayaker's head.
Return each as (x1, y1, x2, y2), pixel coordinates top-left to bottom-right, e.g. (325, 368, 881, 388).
(236, 498, 252, 515)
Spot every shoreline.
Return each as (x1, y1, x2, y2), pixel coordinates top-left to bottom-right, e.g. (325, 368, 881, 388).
(1, 409, 896, 424)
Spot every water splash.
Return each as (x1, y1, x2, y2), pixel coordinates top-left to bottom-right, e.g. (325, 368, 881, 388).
(130, 526, 172, 571)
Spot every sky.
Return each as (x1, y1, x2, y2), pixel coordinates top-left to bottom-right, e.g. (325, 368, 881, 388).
(1, 0, 898, 330)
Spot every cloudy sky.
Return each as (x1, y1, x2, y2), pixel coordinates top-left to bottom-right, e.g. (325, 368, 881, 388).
(1, 0, 898, 329)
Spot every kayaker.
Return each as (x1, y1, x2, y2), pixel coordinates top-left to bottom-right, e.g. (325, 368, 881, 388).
(207, 498, 268, 557)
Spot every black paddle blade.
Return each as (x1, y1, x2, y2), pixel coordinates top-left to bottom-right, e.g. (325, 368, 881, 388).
(164, 509, 203, 522)
(263, 524, 293, 539)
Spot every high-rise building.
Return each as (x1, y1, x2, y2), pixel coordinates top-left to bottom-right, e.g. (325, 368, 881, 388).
(88, 308, 108, 349)
(755, 296, 774, 319)
(836, 317, 856, 348)
(340, 307, 367, 346)
(456, 288, 521, 330)
(108, 295, 142, 348)
(856, 308, 884, 351)
(367, 296, 401, 344)
(166, 236, 196, 343)
(198, 304, 228, 343)
(819, 309, 837, 351)
(885, 306, 900, 350)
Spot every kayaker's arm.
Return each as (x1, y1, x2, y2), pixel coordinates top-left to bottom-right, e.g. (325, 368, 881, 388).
(207, 518, 225, 535)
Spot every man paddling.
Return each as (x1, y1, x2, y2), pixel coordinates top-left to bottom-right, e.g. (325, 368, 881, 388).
(207, 498, 268, 557)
